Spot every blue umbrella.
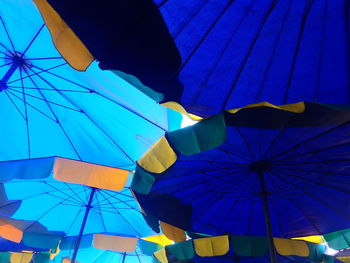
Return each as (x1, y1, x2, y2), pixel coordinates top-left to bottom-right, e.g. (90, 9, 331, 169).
(132, 102, 350, 263)
(0, 0, 181, 170)
(33, 0, 349, 117)
(0, 157, 157, 263)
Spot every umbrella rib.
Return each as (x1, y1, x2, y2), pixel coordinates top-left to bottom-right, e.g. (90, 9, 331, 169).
(269, 170, 350, 228)
(0, 16, 16, 52)
(44, 182, 85, 206)
(25, 56, 63, 61)
(6, 63, 67, 85)
(162, 168, 253, 195)
(21, 24, 45, 57)
(267, 170, 322, 234)
(275, 140, 350, 162)
(23, 193, 84, 232)
(273, 167, 350, 194)
(234, 126, 257, 161)
(178, 0, 231, 72)
(214, 147, 251, 162)
(30, 63, 167, 131)
(97, 190, 142, 236)
(5, 89, 58, 122)
(99, 190, 140, 212)
(64, 204, 85, 238)
(283, 0, 315, 103)
(7, 88, 83, 112)
(0, 62, 12, 68)
(269, 120, 350, 160)
(8, 86, 91, 93)
(28, 66, 136, 164)
(312, 0, 328, 101)
(223, 0, 281, 110)
(22, 68, 83, 160)
(0, 46, 10, 55)
(193, 169, 254, 232)
(19, 70, 31, 158)
(3, 90, 26, 119)
(93, 192, 107, 233)
(63, 183, 86, 204)
(273, 164, 350, 178)
(255, 0, 294, 102)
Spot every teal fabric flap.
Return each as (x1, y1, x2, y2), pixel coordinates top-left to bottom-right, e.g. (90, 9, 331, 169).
(167, 113, 226, 155)
(167, 240, 194, 260)
(33, 253, 52, 263)
(324, 229, 350, 250)
(138, 239, 162, 256)
(22, 232, 62, 249)
(131, 166, 156, 194)
(230, 235, 268, 257)
(307, 243, 326, 262)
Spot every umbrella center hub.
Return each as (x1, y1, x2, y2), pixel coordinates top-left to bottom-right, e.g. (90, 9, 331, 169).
(5, 51, 32, 70)
(249, 160, 273, 173)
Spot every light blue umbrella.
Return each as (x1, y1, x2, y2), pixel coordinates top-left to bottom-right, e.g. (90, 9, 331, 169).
(0, 157, 157, 263)
(0, 0, 181, 170)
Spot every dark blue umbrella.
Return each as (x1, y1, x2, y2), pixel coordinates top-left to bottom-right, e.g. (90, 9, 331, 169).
(132, 102, 350, 263)
(34, 0, 350, 117)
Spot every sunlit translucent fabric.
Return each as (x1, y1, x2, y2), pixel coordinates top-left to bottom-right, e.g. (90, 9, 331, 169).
(133, 102, 350, 238)
(0, 0, 181, 170)
(0, 157, 156, 237)
(153, 0, 350, 116)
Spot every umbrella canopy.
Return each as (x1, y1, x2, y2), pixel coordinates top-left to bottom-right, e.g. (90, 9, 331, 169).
(153, 234, 331, 263)
(0, 0, 181, 170)
(34, 0, 349, 117)
(54, 233, 165, 263)
(0, 157, 156, 263)
(131, 102, 350, 262)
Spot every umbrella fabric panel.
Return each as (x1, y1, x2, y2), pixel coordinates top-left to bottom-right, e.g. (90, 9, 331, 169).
(134, 103, 350, 237)
(154, 0, 349, 116)
(0, 0, 179, 170)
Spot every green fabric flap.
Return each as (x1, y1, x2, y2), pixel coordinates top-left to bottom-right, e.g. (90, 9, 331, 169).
(60, 234, 94, 250)
(230, 235, 269, 257)
(138, 239, 162, 256)
(324, 229, 350, 250)
(167, 113, 226, 155)
(0, 252, 10, 263)
(22, 232, 62, 249)
(167, 240, 194, 260)
(307, 243, 326, 261)
(131, 166, 156, 194)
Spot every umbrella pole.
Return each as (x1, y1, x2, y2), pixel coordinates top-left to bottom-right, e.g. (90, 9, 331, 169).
(71, 187, 97, 263)
(257, 171, 278, 263)
(122, 252, 127, 263)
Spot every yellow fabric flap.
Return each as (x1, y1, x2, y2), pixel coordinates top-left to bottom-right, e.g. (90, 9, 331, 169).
(337, 256, 350, 263)
(53, 157, 129, 191)
(194, 235, 229, 257)
(160, 222, 186, 243)
(274, 238, 309, 257)
(0, 219, 23, 243)
(33, 0, 94, 71)
(138, 137, 177, 174)
(142, 235, 173, 246)
(10, 253, 33, 263)
(154, 248, 168, 263)
(227, 102, 305, 114)
(93, 234, 137, 252)
(292, 235, 325, 244)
